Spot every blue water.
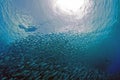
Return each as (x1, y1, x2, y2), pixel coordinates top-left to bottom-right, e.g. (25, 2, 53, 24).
(0, 0, 120, 79)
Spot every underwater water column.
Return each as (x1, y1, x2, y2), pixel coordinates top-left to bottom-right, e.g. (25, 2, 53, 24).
(0, 0, 120, 79)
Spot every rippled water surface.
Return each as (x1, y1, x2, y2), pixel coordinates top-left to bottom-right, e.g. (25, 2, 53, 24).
(0, 0, 120, 79)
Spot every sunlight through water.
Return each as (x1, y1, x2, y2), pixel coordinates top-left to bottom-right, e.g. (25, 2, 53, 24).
(54, 0, 85, 15)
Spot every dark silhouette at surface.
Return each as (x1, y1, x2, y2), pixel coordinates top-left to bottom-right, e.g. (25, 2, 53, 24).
(19, 24, 37, 32)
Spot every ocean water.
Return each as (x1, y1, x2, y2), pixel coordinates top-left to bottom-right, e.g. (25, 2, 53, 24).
(0, 0, 120, 79)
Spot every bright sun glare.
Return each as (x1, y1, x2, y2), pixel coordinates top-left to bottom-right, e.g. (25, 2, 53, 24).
(56, 0, 85, 14)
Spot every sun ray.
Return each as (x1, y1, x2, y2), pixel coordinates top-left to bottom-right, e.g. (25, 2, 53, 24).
(55, 0, 85, 14)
